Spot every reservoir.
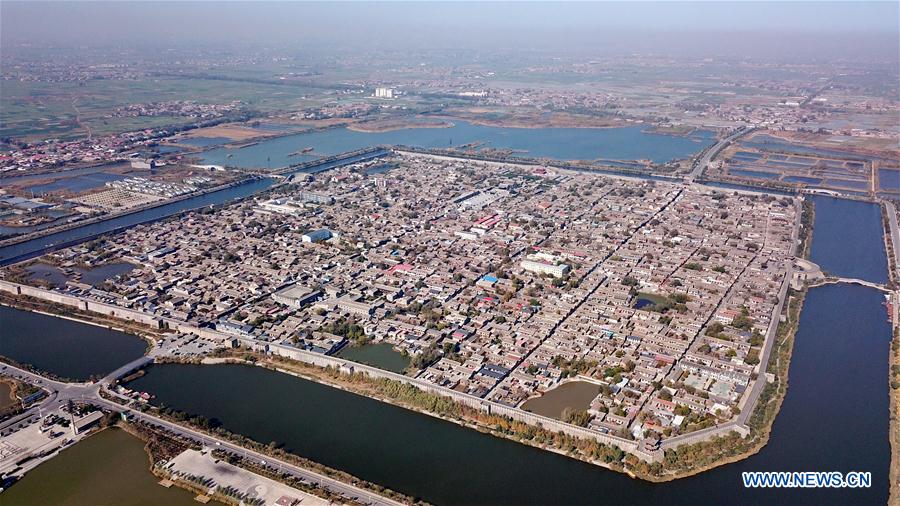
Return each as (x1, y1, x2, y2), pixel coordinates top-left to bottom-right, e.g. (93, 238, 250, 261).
(129, 282, 891, 506)
(0, 305, 147, 381)
(809, 195, 889, 284)
(199, 122, 716, 169)
(1, 428, 197, 506)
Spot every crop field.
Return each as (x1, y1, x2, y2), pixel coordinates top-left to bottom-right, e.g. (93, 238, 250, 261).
(0, 77, 328, 141)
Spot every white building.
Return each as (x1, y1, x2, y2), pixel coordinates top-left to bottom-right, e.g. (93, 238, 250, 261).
(521, 259, 569, 278)
(374, 87, 394, 99)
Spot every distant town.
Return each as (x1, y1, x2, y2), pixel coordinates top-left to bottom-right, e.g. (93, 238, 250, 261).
(1, 2, 898, 505)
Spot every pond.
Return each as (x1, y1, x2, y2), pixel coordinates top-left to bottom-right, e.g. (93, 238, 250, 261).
(520, 380, 601, 419)
(336, 342, 410, 374)
(1, 428, 197, 506)
(25, 262, 134, 289)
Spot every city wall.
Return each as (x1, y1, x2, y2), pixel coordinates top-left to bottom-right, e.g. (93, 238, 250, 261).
(0, 279, 163, 328)
(255, 340, 657, 463)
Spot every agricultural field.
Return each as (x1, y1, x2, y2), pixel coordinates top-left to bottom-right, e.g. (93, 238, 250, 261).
(0, 77, 329, 142)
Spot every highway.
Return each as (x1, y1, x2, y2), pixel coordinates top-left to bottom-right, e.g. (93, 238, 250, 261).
(0, 362, 403, 506)
(688, 126, 753, 181)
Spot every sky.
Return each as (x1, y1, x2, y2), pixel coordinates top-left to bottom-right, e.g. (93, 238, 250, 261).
(1, 2, 898, 60)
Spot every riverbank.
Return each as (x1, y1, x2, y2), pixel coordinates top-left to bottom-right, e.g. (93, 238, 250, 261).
(156, 353, 633, 474)
(194, 329, 805, 485)
(891, 326, 900, 505)
(446, 109, 629, 130)
(0, 294, 161, 346)
(119, 420, 348, 506)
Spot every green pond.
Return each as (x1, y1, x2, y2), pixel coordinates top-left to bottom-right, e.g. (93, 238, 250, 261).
(336, 342, 410, 373)
(1, 428, 197, 506)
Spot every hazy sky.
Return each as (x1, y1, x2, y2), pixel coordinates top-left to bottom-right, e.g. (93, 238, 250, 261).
(2, 2, 898, 60)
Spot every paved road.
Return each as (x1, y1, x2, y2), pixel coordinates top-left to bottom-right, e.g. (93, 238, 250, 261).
(885, 201, 900, 282)
(0, 362, 403, 506)
(688, 126, 753, 181)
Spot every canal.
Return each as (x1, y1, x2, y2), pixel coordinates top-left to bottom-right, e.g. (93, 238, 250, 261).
(0, 306, 147, 381)
(1, 428, 197, 505)
(0, 177, 275, 265)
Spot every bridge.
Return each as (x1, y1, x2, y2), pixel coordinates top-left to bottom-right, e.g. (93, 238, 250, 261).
(687, 126, 754, 181)
(813, 277, 891, 293)
(794, 258, 890, 292)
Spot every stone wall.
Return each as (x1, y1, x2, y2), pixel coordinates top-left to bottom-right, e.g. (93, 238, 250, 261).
(261, 341, 656, 462)
(0, 280, 162, 328)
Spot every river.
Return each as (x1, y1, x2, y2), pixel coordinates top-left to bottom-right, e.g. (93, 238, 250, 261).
(0, 306, 147, 381)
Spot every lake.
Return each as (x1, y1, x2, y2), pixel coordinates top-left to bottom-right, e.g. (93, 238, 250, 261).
(200, 121, 716, 169)
(0, 305, 147, 381)
(1, 428, 197, 505)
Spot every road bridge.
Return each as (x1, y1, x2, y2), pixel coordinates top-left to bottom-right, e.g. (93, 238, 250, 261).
(687, 126, 754, 181)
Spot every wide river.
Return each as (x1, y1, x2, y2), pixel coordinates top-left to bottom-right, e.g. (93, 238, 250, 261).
(199, 121, 716, 169)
